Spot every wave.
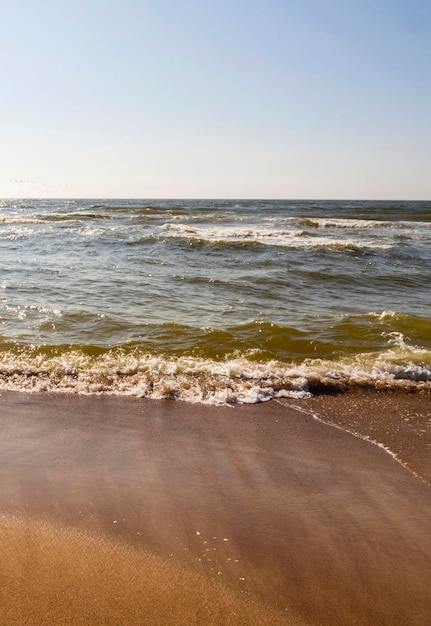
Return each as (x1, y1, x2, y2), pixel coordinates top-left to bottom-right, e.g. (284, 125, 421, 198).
(2, 313, 430, 360)
(0, 212, 111, 224)
(299, 218, 431, 230)
(160, 223, 394, 251)
(0, 338, 429, 404)
(0, 216, 47, 225)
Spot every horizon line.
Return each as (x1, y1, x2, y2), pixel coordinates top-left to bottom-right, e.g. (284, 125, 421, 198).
(1, 196, 430, 202)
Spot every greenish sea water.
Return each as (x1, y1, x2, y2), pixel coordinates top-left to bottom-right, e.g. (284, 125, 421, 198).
(1, 198, 430, 403)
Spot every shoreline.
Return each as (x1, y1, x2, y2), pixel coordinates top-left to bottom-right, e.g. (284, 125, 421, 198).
(279, 388, 431, 485)
(0, 390, 430, 624)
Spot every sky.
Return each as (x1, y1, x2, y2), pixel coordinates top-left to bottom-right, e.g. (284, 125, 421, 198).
(1, 0, 430, 199)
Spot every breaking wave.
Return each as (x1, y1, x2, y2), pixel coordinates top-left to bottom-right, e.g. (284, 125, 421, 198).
(0, 340, 430, 405)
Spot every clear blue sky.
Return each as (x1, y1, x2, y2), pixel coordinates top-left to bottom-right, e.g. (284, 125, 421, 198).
(1, 0, 430, 199)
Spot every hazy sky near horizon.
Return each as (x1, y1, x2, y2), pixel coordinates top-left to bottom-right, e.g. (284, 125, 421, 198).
(1, 0, 430, 199)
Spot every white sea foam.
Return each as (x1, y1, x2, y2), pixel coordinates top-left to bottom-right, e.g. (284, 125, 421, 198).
(160, 223, 393, 250)
(160, 223, 304, 241)
(303, 218, 391, 229)
(0, 345, 429, 404)
(300, 218, 431, 230)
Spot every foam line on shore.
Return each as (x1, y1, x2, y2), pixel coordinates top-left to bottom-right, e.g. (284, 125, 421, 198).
(277, 398, 415, 479)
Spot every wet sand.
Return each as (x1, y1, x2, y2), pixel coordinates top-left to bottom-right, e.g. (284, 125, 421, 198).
(296, 389, 431, 485)
(0, 391, 430, 624)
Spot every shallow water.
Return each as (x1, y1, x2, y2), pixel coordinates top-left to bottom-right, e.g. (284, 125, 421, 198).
(1, 198, 430, 402)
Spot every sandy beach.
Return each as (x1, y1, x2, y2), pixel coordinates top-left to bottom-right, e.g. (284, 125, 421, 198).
(0, 390, 430, 624)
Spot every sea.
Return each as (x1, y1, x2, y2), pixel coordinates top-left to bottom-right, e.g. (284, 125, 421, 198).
(1, 198, 430, 404)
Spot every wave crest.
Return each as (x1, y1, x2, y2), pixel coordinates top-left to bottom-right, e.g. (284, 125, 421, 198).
(0, 345, 430, 404)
